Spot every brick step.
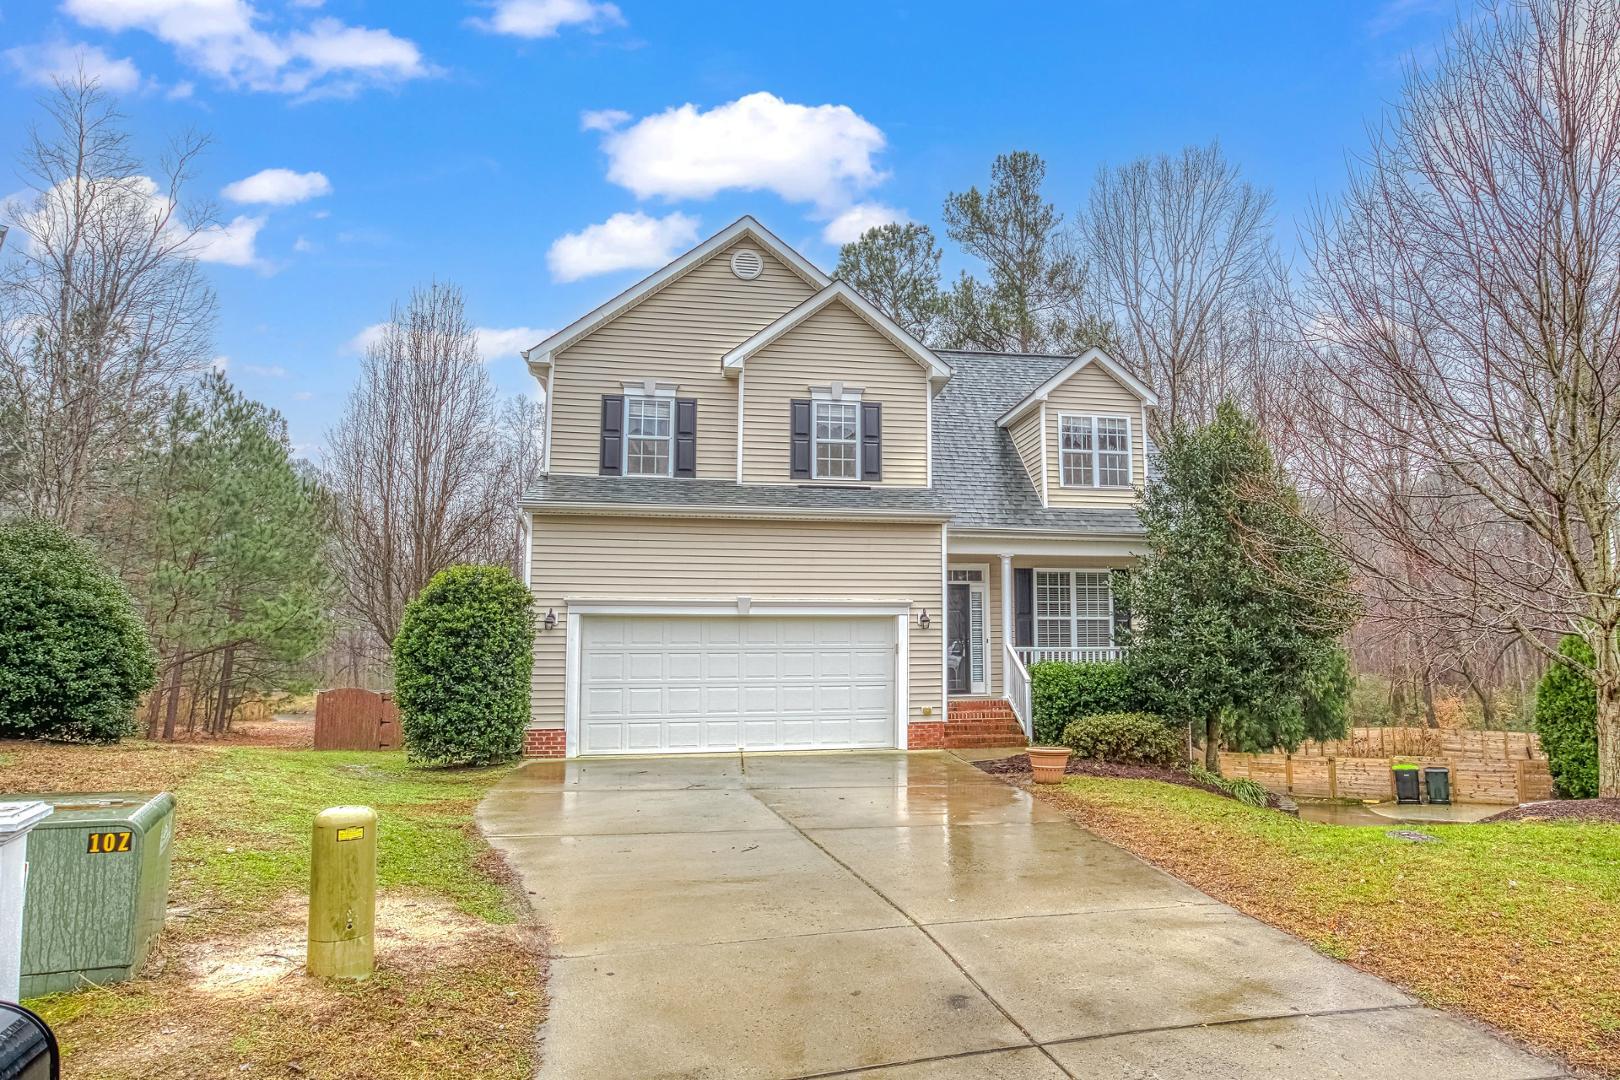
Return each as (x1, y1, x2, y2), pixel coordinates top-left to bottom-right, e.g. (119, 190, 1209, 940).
(947, 714, 1018, 724)
(948, 699, 1007, 710)
(947, 705, 1018, 717)
(944, 733, 1030, 749)
(943, 722, 1026, 735)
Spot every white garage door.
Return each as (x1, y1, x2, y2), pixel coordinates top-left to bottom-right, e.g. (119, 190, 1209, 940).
(579, 616, 898, 754)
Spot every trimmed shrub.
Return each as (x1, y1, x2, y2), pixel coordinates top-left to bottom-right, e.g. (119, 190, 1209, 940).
(0, 518, 156, 743)
(1031, 660, 1132, 745)
(394, 564, 534, 767)
(1059, 711, 1184, 766)
(1535, 635, 1599, 799)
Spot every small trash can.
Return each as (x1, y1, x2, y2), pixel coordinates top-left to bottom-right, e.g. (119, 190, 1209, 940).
(14, 792, 175, 998)
(1392, 765, 1422, 804)
(1423, 767, 1452, 805)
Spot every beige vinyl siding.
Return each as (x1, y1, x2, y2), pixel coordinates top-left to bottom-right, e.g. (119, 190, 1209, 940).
(547, 240, 817, 479)
(528, 514, 944, 731)
(1044, 364, 1147, 507)
(740, 299, 931, 485)
(1007, 409, 1045, 503)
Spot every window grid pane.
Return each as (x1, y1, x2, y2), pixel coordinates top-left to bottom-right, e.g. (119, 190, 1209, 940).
(1035, 570, 1073, 648)
(1060, 416, 1094, 487)
(1096, 417, 1130, 486)
(625, 398, 673, 476)
(813, 401, 859, 480)
(1031, 571, 1116, 651)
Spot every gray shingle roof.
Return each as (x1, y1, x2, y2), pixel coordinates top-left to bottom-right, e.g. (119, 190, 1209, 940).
(523, 474, 950, 519)
(932, 350, 1144, 534)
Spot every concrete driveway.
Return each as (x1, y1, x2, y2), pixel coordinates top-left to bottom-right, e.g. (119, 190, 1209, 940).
(478, 751, 1567, 1080)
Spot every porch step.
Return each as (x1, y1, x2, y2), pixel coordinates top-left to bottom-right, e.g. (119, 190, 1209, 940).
(944, 697, 1026, 749)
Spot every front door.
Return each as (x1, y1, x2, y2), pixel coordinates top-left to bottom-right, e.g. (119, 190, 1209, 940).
(946, 583, 971, 695)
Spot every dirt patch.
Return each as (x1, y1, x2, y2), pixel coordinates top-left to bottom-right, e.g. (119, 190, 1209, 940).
(1482, 798, 1620, 824)
(163, 715, 315, 749)
(56, 891, 544, 1080)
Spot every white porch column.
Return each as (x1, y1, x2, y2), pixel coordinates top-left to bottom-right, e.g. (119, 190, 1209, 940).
(999, 553, 1014, 694)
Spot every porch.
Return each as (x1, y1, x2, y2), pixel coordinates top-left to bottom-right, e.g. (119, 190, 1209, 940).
(944, 535, 1143, 742)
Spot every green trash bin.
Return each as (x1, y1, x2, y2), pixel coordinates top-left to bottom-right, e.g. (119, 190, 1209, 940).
(15, 792, 176, 998)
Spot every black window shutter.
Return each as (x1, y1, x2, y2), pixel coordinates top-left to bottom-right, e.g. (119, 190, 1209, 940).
(674, 398, 697, 478)
(1110, 569, 1132, 644)
(790, 400, 811, 479)
(860, 401, 882, 482)
(1014, 568, 1034, 649)
(599, 395, 624, 476)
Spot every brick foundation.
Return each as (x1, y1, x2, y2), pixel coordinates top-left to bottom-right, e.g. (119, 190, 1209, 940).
(907, 720, 946, 749)
(522, 727, 566, 757)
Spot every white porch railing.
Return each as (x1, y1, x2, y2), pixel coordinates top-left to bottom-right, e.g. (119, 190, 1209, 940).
(1017, 646, 1125, 666)
(1004, 644, 1032, 741)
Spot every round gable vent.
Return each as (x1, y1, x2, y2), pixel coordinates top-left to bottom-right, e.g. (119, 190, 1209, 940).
(730, 248, 764, 280)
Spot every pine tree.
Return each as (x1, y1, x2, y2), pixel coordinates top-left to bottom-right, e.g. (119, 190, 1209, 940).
(833, 223, 945, 342)
(1123, 402, 1358, 771)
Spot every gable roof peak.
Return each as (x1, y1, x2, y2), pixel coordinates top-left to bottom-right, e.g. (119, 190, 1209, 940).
(720, 279, 952, 382)
(521, 215, 831, 371)
(995, 346, 1159, 427)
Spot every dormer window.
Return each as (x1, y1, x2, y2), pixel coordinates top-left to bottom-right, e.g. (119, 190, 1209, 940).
(1059, 414, 1132, 488)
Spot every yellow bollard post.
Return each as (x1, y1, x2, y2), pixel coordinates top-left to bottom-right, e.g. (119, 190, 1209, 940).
(307, 805, 376, 979)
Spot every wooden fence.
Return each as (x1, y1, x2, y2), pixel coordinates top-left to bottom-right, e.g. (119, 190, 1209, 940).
(1219, 750, 1553, 805)
(1291, 726, 1541, 761)
(313, 688, 402, 751)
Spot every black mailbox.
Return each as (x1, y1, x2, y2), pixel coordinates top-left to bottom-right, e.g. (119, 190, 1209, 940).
(0, 1002, 58, 1080)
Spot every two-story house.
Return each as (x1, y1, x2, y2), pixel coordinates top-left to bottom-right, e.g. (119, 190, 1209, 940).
(518, 216, 1155, 758)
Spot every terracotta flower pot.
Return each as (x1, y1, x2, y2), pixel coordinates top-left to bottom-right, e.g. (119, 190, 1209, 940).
(1028, 746, 1073, 784)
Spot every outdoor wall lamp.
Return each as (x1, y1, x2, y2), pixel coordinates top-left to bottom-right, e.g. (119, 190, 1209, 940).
(917, 609, 931, 630)
(542, 608, 557, 631)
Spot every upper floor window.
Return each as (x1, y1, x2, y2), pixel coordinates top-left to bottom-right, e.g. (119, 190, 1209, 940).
(625, 396, 674, 477)
(1059, 414, 1132, 488)
(813, 400, 860, 480)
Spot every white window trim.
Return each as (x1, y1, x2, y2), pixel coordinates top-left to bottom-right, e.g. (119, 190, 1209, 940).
(1033, 569, 1116, 649)
(810, 388, 863, 482)
(1057, 412, 1134, 489)
(623, 393, 676, 478)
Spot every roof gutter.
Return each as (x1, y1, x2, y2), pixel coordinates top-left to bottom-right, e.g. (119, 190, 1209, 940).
(522, 499, 951, 524)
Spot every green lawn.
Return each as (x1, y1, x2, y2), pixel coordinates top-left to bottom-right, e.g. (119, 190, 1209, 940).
(14, 741, 544, 1080)
(1035, 776, 1620, 1077)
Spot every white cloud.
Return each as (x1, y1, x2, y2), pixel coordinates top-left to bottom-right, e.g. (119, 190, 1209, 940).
(293, 390, 315, 400)
(594, 92, 887, 211)
(222, 167, 331, 205)
(1366, 0, 1447, 35)
(580, 107, 630, 132)
(293, 235, 315, 253)
(240, 362, 287, 376)
(188, 214, 266, 268)
(472, 0, 624, 38)
(60, 0, 431, 97)
(546, 210, 700, 283)
(345, 322, 387, 354)
(5, 41, 142, 92)
(211, 355, 230, 372)
(821, 203, 906, 245)
(476, 326, 552, 362)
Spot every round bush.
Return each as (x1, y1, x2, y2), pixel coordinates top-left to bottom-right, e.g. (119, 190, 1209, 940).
(1535, 635, 1598, 799)
(0, 518, 156, 743)
(394, 564, 535, 767)
(1060, 711, 1184, 766)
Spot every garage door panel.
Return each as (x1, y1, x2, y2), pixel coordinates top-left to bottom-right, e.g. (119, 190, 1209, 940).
(580, 615, 897, 755)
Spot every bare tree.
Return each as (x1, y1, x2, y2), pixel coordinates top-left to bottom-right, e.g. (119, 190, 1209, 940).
(0, 73, 216, 530)
(325, 282, 516, 648)
(1083, 141, 1279, 432)
(1299, 0, 1620, 794)
(494, 391, 544, 577)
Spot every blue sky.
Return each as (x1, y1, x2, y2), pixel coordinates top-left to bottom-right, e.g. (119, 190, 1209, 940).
(0, 0, 1458, 456)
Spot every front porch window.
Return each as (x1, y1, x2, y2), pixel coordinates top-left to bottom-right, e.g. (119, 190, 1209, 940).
(1034, 570, 1114, 649)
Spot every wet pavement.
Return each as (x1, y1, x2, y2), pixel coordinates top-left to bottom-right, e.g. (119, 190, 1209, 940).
(479, 750, 1568, 1080)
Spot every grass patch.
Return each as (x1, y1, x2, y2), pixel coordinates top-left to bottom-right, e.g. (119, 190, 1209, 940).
(1033, 775, 1620, 1076)
(15, 740, 543, 1079)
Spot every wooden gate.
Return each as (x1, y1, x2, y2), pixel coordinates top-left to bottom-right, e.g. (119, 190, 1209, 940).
(313, 688, 402, 751)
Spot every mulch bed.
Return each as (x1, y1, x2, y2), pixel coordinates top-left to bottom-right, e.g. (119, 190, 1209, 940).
(1481, 798, 1620, 824)
(973, 753, 1289, 810)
